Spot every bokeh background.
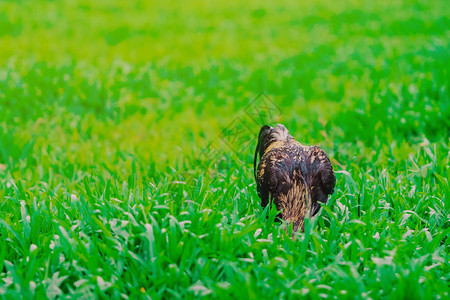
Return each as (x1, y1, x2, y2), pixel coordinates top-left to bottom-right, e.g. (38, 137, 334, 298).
(2, 0, 448, 176)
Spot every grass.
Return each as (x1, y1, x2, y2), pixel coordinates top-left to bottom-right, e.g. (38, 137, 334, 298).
(0, 0, 449, 298)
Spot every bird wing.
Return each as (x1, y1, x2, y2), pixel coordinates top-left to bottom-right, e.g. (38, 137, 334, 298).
(308, 147, 336, 216)
(257, 144, 336, 220)
(256, 148, 293, 211)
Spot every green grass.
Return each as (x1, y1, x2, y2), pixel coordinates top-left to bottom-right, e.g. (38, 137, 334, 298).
(0, 0, 449, 298)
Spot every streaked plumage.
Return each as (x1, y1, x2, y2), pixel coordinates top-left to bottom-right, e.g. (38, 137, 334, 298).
(254, 124, 336, 233)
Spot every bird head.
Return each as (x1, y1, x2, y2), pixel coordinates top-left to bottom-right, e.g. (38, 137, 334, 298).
(254, 124, 291, 180)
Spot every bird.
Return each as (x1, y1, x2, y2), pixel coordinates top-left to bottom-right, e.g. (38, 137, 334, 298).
(254, 124, 336, 234)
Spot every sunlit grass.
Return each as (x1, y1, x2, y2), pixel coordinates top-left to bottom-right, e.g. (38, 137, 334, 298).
(0, 0, 449, 298)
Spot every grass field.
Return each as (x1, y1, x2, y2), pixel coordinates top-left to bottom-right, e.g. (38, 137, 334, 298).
(1, 0, 449, 298)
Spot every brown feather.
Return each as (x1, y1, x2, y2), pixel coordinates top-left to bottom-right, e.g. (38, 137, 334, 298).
(254, 124, 336, 234)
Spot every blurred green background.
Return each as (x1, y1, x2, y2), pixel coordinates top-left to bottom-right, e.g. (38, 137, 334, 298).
(1, 0, 448, 179)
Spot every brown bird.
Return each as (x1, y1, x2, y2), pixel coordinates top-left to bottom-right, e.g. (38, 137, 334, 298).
(254, 124, 336, 234)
